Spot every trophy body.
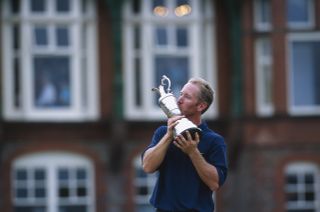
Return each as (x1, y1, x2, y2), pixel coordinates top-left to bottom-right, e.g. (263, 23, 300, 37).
(152, 75, 202, 139)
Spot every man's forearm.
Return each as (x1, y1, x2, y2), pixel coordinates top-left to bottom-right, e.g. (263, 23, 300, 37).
(188, 149, 220, 191)
(142, 134, 172, 173)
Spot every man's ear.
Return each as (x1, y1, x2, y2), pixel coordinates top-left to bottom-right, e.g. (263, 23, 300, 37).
(197, 102, 208, 113)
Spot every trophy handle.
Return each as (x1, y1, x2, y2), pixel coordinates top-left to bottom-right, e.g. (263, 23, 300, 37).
(161, 75, 171, 93)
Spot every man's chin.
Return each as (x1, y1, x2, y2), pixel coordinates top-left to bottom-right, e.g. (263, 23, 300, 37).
(179, 111, 186, 116)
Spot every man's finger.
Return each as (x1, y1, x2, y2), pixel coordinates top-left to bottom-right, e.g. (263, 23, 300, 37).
(186, 130, 192, 141)
(195, 132, 200, 142)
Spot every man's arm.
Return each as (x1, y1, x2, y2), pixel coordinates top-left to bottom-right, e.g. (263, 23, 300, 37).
(174, 131, 220, 191)
(188, 148, 220, 191)
(142, 133, 172, 173)
(142, 116, 183, 173)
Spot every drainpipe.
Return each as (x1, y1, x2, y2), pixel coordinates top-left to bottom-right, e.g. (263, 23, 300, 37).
(225, 0, 243, 117)
(105, 0, 126, 119)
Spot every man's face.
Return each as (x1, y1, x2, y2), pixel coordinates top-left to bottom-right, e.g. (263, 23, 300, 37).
(177, 83, 201, 117)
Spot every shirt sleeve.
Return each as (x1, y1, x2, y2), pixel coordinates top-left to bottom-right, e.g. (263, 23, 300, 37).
(141, 126, 167, 162)
(208, 135, 228, 187)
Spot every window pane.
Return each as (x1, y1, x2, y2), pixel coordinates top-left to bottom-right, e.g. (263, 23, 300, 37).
(34, 27, 48, 46)
(35, 169, 46, 181)
(287, 191, 298, 201)
(152, 0, 168, 17)
(153, 0, 165, 8)
(13, 58, 21, 108)
(13, 25, 20, 50)
(58, 169, 69, 180)
(305, 191, 315, 201)
(14, 206, 46, 212)
(255, 0, 271, 30)
(16, 188, 28, 198)
(81, 0, 88, 14)
(176, 0, 189, 6)
(137, 185, 148, 196)
(31, 0, 45, 13)
(34, 57, 71, 108)
(35, 188, 46, 198)
(56, 0, 70, 12)
(56, 27, 69, 47)
(155, 57, 189, 97)
(59, 206, 87, 212)
(77, 187, 87, 196)
(134, 26, 140, 49)
(132, 0, 141, 14)
(287, 0, 310, 23)
(76, 169, 87, 180)
(59, 187, 69, 197)
(286, 174, 298, 184)
(136, 204, 155, 212)
(10, 0, 21, 14)
(262, 66, 272, 104)
(135, 167, 147, 178)
(176, 27, 188, 47)
(174, 0, 192, 17)
(288, 210, 315, 212)
(134, 58, 142, 107)
(291, 41, 320, 106)
(155, 27, 167, 46)
(305, 173, 314, 184)
(15, 169, 27, 180)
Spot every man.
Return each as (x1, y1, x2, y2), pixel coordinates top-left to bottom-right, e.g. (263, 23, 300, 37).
(142, 78, 228, 212)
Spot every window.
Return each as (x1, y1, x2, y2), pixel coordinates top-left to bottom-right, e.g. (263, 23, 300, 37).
(1, 0, 98, 121)
(123, 0, 217, 120)
(287, 0, 315, 29)
(254, 0, 272, 31)
(133, 156, 157, 212)
(288, 33, 320, 115)
(255, 38, 273, 116)
(12, 152, 96, 212)
(285, 162, 320, 212)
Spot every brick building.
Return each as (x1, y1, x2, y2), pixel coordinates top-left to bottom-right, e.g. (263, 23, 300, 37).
(1, 0, 320, 212)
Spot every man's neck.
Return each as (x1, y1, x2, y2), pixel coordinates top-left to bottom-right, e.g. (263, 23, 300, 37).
(187, 115, 202, 126)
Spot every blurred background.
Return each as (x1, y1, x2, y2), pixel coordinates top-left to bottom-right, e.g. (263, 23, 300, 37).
(1, 0, 320, 211)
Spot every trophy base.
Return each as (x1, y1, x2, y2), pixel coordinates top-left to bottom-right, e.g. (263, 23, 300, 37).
(174, 118, 202, 140)
(179, 127, 202, 140)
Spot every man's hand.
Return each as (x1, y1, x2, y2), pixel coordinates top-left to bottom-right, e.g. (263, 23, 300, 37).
(173, 130, 200, 155)
(166, 115, 184, 140)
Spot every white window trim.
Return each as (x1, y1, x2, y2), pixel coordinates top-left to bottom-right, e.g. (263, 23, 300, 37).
(255, 38, 274, 116)
(123, 0, 217, 121)
(287, 32, 320, 116)
(1, 0, 99, 122)
(133, 156, 157, 207)
(287, 0, 315, 30)
(12, 151, 96, 212)
(285, 162, 320, 211)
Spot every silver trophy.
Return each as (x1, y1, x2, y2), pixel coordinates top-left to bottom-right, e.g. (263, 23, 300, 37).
(152, 75, 202, 139)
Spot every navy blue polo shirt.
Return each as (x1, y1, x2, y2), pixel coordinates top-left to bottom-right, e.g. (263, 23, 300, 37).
(142, 122, 228, 212)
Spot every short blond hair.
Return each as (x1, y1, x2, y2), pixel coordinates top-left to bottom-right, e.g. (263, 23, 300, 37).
(188, 78, 214, 114)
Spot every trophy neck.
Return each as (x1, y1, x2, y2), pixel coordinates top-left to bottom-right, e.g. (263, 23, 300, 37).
(159, 94, 181, 117)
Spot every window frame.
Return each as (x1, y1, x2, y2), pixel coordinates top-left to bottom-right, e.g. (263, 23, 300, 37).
(122, 0, 218, 120)
(255, 37, 274, 116)
(286, 0, 315, 30)
(1, 0, 99, 121)
(12, 151, 96, 212)
(254, 0, 272, 31)
(285, 162, 320, 211)
(132, 156, 157, 211)
(287, 32, 320, 116)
